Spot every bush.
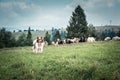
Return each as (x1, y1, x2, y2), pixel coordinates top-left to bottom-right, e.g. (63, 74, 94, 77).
(0, 28, 17, 48)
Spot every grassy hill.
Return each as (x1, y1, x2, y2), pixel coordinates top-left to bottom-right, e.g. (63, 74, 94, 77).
(95, 25, 120, 32)
(12, 30, 51, 40)
(0, 41, 120, 80)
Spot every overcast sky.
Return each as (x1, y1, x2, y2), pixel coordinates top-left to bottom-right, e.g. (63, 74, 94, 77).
(0, 0, 120, 31)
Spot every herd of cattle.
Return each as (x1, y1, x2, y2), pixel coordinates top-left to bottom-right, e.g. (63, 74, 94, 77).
(32, 36, 120, 53)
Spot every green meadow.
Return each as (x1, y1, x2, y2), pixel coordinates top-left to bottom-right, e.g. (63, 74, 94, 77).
(0, 41, 120, 80)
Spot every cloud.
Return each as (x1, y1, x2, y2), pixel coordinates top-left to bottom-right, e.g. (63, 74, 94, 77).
(0, 0, 43, 28)
(118, 0, 120, 2)
(0, 1, 41, 17)
(65, 0, 117, 10)
(0, 1, 30, 10)
(64, 5, 74, 12)
(16, 9, 70, 29)
(0, 1, 70, 29)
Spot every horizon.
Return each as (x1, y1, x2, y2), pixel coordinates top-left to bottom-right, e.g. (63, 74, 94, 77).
(2, 24, 120, 32)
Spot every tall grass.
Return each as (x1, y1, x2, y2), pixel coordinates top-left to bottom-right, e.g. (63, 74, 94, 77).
(0, 41, 120, 80)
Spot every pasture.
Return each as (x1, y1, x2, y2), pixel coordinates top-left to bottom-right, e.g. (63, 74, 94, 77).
(0, 41, 120, 80)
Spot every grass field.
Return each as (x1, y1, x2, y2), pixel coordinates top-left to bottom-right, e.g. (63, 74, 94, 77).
(0, 41, 120, 80)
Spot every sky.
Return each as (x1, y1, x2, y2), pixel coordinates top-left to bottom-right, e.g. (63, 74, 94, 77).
(0, 0, 120, 31)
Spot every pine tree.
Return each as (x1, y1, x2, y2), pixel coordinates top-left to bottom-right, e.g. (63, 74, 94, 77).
(117, 29, 120, 37)
(44, 31, 51, 45)
(53, 30, 61, 42)
(60, 30, 66, 39)
(0, 28, 5, 48)
(0, 28, 17, 48)
(66, 5, 88, 38)
(27, 27, 32, 39)
(26, 27, 32, 46)
(88, 24, 96, 37)
(17, 33, 27, 46)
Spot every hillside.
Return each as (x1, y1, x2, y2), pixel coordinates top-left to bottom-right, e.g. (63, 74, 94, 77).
(95, 25, 120, 32)
(0, 41, 120, 80)
(12, 30, 51, 40)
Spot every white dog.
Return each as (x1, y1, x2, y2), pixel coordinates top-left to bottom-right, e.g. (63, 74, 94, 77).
(32, 37, 44, 53)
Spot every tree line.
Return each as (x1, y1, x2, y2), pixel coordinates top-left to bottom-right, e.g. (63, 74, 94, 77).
(0, 27, 32, 48)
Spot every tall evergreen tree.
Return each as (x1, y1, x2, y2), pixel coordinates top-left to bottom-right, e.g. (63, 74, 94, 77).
(51, 28, 57, 41)
(117, 29, 120, 37)
(44, 31, 51, 45)
(0, 28, 5, 48)
(66, 5, 88, 38)
(0, 28, 16, 48)
(60, 30, 66, 39)
(53, 30, 61, 42)
(88, 24, 96, 37)
(17, 33, 27, 46)
(27, 27, 32, 39)
(26, 27, 32, 46)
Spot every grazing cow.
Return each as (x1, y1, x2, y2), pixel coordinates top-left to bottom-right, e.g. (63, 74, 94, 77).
(32, 37, 45, 53)
(51, 41, 56, 45)
(87, 37, 96, 42)
(112, 36, 120, 41)
(79, 37, 86, 42)
(104, 37, 111, 41)
(52, 38, 64, 46)
(74, 38, 80, 43)
(57, 39, 64, 44)
(70, 38, 78, 43)
(66, 38, 73, 44)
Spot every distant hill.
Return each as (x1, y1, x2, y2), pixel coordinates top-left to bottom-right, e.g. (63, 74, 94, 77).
(12, 30, 51, 40)
(12, 28, 66, 40)
(95, 25, 120, 32)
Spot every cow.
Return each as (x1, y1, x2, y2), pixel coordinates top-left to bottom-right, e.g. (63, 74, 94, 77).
(52, 38, 64, 46)
(104, 37, 111, 41)
(65, 38, 73, 44)
(79, 37, 87, 42)
(87, 37, 96, 42)
(112, 36, 120, 41)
